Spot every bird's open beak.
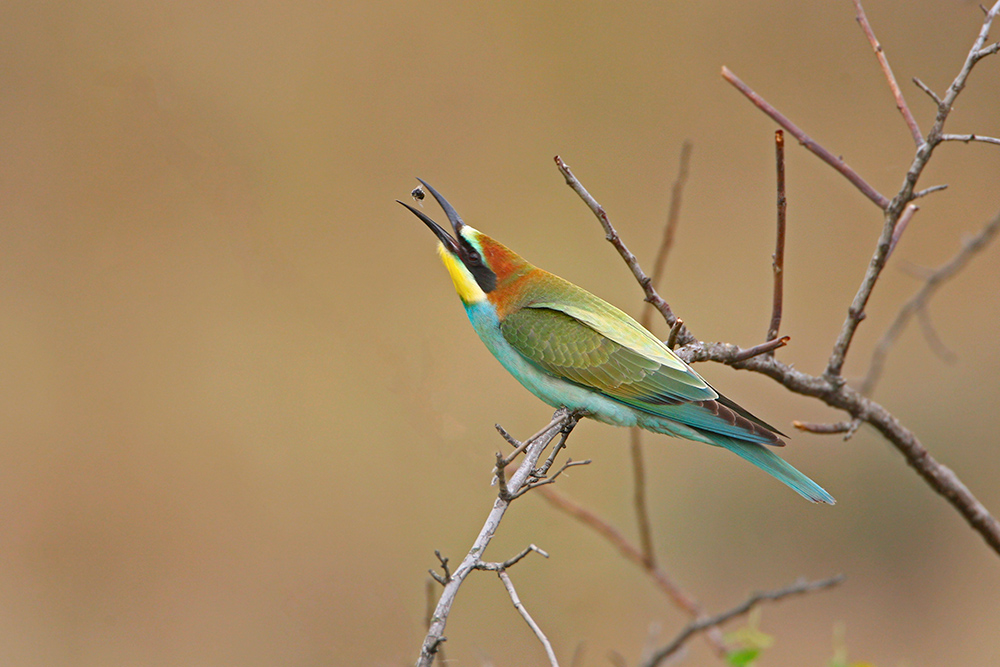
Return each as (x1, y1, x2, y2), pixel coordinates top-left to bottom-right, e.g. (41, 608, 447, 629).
(397, 179, 465, 255)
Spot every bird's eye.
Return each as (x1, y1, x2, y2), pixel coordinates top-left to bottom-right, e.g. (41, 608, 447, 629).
(466, 250, 481, 266)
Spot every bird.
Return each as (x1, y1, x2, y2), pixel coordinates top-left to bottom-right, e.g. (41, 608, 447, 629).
(398, 179, 834, 504)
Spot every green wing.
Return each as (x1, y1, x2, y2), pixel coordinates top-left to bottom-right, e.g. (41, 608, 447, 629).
(500, 303, 783, 444)
(499, 304, 716, 406)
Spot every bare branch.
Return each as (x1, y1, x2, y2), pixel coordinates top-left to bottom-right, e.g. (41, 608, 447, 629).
(417, 410, 573, 667)
(853, 0, 924, 147)
(557, 165, 1000, 552)
(859, 209, 1000, 397)
(720, 66, 890, 210)
(555, 155, 688, 338)
(915, 306, 958, 364)
(767, 130, 787, 345)
(826, 2, 1000, 379)
(639, 575, 845, 667)
(498, 571, 560, 667)
(940, 133, 1000, 145)
(629, 429, 656, 568)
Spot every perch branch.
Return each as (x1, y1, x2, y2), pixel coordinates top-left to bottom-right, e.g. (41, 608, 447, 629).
(417, 410, 573, 667)
(558, 163, 1000, 555)
(639, 575, 845, 667)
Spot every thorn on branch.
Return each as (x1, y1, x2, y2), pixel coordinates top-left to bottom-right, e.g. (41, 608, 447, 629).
(666, 318, 685, 350)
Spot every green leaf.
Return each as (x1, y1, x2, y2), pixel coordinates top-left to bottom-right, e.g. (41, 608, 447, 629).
(727, 648, 760, 667)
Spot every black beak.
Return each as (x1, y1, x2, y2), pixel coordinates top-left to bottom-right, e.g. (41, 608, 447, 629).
(397, 179, 465, 255)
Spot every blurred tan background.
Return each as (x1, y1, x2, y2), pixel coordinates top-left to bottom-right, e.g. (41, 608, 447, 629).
(2, 1, 999, 665)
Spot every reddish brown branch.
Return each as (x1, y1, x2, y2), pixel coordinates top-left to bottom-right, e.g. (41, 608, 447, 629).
(721, 66, 890, 210)
(731, 336, 789, 363)
(853, 0, 924, 147)
(767, 130, 787, 345)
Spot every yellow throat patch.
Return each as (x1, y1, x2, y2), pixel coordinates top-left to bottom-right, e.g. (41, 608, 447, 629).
(437, 242, 486, 304)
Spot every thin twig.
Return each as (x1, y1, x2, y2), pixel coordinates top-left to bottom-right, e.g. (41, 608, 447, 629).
(940, 133, 1000, 145)
(792, 420, 854, 435)
(793, 419, 862, 440)
(887, 203, 920, 259)
(721, 66, 890, 210)
(730, 336, 789, 363)
(853, 0, 924, 147)
(915, 306, 958, 364)
(767, 130, 787, 345)
(913, 184, 948, 200)
(859, 209, 1000, 397)
(639, 575, 846, 667)
(912, 77, 943, 106)
(629, 429, 656, 567)
(475, 544, 550, 572)
(498, 571, 560, 667)
(510, 458, 591, 500)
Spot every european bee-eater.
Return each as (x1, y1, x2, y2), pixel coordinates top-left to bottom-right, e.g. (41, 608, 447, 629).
(400, 180, 834, 504)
